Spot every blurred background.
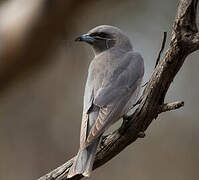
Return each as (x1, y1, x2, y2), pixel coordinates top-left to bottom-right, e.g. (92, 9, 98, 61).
(0, 0, 198, 180)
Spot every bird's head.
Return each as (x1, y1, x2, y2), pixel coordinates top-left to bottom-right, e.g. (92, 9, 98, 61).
(75, 25, 132, 55)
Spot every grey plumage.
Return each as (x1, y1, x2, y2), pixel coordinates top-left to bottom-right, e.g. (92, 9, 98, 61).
(68, 25, 144, 178)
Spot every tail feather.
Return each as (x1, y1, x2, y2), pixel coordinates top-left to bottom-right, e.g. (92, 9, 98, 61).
(67, 137, 101, 178)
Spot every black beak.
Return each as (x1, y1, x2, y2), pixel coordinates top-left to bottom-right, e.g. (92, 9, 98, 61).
(75, 34, 94, 44)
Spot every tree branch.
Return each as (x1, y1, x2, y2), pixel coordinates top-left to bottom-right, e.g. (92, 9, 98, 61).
(159, 101, 184, 113)
(38, 0, 199, 179)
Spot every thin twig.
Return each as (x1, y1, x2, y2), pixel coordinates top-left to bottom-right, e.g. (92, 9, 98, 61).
(142, 31, 167, 88)
(159, 101, 184, 113)
(155, 32, 167, 68)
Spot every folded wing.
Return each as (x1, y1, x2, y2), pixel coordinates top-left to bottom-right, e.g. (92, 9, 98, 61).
(84, 52, 144, 147)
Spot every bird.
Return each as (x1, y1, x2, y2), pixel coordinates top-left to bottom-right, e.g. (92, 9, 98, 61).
(67, 25, 144, 178)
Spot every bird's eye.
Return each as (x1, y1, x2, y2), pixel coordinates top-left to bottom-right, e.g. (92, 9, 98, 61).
(90, 32, 110, 39)
(89, 32, 98, 37)
(98, 32, 109, 38)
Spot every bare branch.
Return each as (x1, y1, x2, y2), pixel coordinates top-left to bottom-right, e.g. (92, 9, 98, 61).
(38, 0, 199, 179)
(159, 101, 184, 113)
(143, 31, 167, 88)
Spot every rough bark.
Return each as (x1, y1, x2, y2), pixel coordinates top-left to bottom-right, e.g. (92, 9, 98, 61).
(38, 0, 199, 179)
